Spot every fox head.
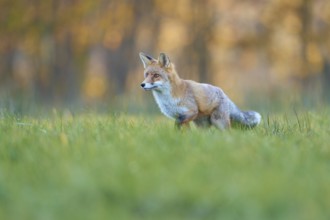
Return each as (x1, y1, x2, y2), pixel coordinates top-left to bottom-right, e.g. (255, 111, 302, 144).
(139, 52, 176, 91)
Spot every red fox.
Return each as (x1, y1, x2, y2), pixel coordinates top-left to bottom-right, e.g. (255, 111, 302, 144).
(139, 52, 261, 130)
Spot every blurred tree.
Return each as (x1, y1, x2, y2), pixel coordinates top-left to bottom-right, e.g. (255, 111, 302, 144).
(103, 0, 161, 94)
(187, 0, 216, 83)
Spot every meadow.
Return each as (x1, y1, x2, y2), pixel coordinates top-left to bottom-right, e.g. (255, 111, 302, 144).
(0, 107, 330, 220)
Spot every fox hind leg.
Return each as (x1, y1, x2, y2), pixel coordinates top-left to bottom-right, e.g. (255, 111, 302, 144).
(210, 108, 231, 130)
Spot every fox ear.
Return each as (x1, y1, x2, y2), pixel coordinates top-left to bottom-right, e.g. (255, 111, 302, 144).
(158, 53, 171, 68)
(139, 52, 156, 68)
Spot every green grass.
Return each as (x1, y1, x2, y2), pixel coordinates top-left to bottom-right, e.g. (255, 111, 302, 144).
(0, 108, 330, 220)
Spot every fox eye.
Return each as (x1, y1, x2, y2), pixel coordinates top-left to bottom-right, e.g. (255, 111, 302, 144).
(154, 74, 160, 78)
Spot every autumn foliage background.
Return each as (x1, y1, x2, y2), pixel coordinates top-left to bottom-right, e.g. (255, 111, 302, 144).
(1, 0, 330, 112)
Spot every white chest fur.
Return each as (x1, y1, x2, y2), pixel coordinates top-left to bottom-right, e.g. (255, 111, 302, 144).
(152, 90, 188, 119)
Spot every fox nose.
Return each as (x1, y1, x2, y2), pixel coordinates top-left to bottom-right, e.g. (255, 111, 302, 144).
(141, 83, 145, 88)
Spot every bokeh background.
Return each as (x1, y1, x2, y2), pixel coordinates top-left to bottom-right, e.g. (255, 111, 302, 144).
(1, 0, 330, 113)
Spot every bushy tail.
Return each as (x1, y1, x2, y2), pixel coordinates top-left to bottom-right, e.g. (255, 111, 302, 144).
(230, 110, 262, 128)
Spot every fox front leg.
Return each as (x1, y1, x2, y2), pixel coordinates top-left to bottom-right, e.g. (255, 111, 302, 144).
(174, 113, 197, 130)
(175, 119, 190, 130)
